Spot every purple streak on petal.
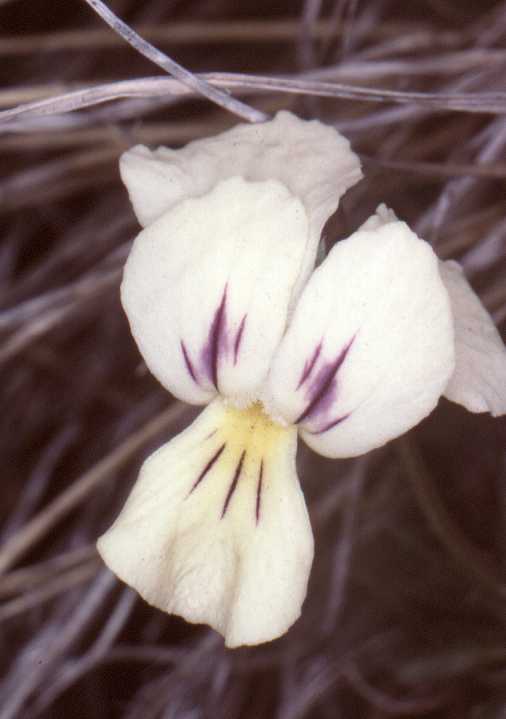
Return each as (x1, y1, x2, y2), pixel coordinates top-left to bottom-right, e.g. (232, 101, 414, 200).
(309, 412, 351, 435)
(233, 314, 247, 365)
(295, 336, 355, 425)
(296, 360, 338, 425)
(189, 443, 226, 495)
(255, 460, 264, 526)
(221, 451, 246, 518)
(201, 285, 228, 390)
(296, 340, 323, 390)
(180, 340, 198, 384)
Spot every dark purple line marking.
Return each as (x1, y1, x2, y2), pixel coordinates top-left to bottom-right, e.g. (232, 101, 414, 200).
(233, 314, 247, 365)
(296, 341, 322, 390)
(206, 285, 228, 390)
(310, 412, 351, 435)
(181, 340, 198, 384)
(221, 451, 246, 518)
(255, 460, 264, 525)
(189, 443, 226, 495)
(295, 336, 355, 425)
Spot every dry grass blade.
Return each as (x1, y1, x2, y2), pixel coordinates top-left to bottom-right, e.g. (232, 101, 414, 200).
(3, 72, 506, 128)
(0, 403, 187, 575)
(0, 545, 96, 597)
(0, 19, 350, 54)
(397, 437, 506, 603)
(342, 662, 446, 714)
(82, 0, 268, 123)
(0, 561, 100, 622)
(0, 571, 116, 719)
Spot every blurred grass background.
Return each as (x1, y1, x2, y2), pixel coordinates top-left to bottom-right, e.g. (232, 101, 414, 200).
(1, 1, 506, 717)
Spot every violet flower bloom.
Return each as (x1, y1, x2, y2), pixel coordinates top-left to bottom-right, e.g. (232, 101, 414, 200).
(98, 112, 506, 648)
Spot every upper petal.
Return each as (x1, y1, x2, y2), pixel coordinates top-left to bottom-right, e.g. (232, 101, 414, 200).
(97, 398, 314, 648)
(266, 217, 455, 458)
(121, 176, 309, 405)
(440, 260, 506, 416)
(120, 111, 362, 299)
(357, 203, 398, 232)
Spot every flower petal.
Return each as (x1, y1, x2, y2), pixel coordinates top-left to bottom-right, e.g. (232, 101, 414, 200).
(120, 111, 362, 298)
(266, 218, 455, 458)
(122, 176, 309, 405)
(440, 260, 506, 416)
(97, 399, 314, 648)
(357, 203, 398, 232)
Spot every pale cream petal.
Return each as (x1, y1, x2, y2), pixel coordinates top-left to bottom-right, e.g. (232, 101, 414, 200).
(120, 111, 362, 299)
(122, 177, 309, 406)
(97, 399, 314, 648)
(440, 260, 506, 416)
(266, 219, 455, 458)
(357, 203, 398, 232)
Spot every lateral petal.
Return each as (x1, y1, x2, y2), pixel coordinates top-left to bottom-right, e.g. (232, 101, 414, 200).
(266, 219, 455, 457)
(97, 399, 314, 648)
(122, 177, 308, 405)
(440, 260, 506, 416)
(120, 111, 362, 298)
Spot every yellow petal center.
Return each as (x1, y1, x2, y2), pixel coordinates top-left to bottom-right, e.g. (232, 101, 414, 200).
(221, 401, 292, 459)
(188, 400, 296, 524)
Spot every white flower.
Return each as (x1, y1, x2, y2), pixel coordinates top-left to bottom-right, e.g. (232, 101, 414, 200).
(98, 111, 506, 648)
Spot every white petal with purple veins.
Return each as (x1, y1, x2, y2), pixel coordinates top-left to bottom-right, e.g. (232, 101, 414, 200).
(266, 220, 455, 458)
(120, 111, 362, 300)
(122, 177, 309, 406)
(97, 398, 314, 648)
(440, 260, 506, 416)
